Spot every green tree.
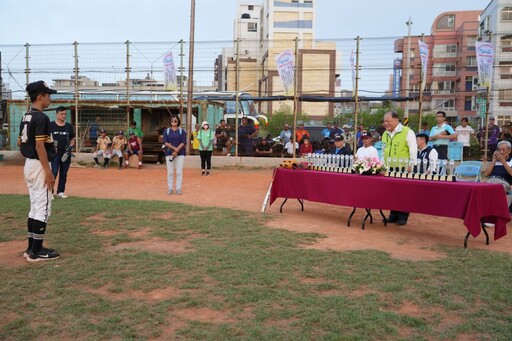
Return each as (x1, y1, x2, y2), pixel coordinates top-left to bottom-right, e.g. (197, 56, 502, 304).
(267, 104, 309, 138)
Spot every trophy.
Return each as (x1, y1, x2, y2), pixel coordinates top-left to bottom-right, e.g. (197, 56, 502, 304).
(448, 159, 456, 181)
(431, 159, 440, 181)
(420, 159, 428, 180)
(401, 158, 409, 178)
(413, 159, 421, 179)
(440, 160, 448, 181)
(389, 157, 398, 177)
(343, 155, 350, 173)
(335, 155, 342, 172)
(385, 157, 393, 177)
(307, 153, 312, 169)
(349, 155, 354, 173)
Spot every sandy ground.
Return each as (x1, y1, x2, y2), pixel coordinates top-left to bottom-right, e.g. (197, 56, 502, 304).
(0, 163, 510, 261)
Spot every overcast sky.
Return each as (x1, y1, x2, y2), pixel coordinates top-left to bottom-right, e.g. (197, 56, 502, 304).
(0, 0, 489, 44)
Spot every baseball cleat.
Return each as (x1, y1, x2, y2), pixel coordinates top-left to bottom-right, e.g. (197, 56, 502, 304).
(26, 248, 60, 262)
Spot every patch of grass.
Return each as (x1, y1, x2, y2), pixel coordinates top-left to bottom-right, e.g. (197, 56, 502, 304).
(0, 194, 511, 340)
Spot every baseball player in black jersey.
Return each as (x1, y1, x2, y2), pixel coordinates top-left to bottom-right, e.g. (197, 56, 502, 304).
(18, 81, 60, 262)
(50, 106, 75, 199)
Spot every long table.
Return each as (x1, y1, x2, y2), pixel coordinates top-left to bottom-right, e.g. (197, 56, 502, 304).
(268, 168, 509, 243)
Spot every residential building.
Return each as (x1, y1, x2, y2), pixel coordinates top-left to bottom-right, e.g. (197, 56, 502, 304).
(480, 0, 512, 126)
(394, 11, 482, 123)
(215, 0, 338, 120)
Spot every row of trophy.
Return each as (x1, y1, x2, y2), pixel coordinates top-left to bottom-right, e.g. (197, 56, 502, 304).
(384, 157, 456, 182)
(306, 153, 354, 173)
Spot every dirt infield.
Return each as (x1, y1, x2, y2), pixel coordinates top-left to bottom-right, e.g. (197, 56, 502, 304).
(1, 163, 510, 261)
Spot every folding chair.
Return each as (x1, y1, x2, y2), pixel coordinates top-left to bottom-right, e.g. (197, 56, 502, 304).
(459, 161, 482, 169)
(454, 165, 481, 182)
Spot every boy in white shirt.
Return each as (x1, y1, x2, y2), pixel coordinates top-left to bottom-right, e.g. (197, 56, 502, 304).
(355, 131, 379, 160)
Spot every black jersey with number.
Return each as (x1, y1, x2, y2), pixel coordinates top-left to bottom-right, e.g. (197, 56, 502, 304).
(18, 109, 56, 161)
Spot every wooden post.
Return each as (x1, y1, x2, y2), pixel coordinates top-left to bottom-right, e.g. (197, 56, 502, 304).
(353, 36, 360, 155)
(73, 41, 80, 151)
(292, 37, 299, 159)
(186, 0, 196, 148)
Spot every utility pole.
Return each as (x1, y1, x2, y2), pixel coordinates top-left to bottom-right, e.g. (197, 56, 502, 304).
(186, 0, 196, 149)
(292, 37, 299, 159)
(235, 38, 240, 157)
(125, 40, 131, 131)
(404, 18, 412, 124)
(353, 36, 360, 155)
(179, 39, 184, 123)
(25, 43, 30, 110)
(73, 41, 80, 151)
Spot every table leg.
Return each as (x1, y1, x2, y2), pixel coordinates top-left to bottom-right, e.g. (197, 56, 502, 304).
(280, 198, 304, 213)
(362, 209, 372, 230)
(279, 198, 288, 213)
(379, 210, 387, 226)
(347, 207, 357, 227)
(464, 224, 490, 248)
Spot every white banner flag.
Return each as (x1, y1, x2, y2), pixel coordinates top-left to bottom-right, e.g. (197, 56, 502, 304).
(350, 49, 355, 96)
(163, 52, 177, 91)
(418, 40, 429, 92)
(275, 50, 295, 96)
(475, 41, 494, 88)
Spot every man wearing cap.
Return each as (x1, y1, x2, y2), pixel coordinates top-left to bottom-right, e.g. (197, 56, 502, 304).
(279, 124, 292, 145)
(382, 111, 418, 226)
(321, 123, 333, 139)
(329, 134, 352, 156)
(295, 123, 310, 146)
(355, 131, 378, 160)
(93, 129, 112, 168)
(255, 138, 273, 157)
(128, 121, 144, 139)
(18, 80, 60, 262)
(50, 106, 75, 199)
(124, 130, 143, 169)
(111, 131, 128, 169)
(479, 116, 500, 160)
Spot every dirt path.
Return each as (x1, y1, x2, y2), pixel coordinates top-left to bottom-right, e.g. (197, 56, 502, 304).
(1, 163, 510, 261)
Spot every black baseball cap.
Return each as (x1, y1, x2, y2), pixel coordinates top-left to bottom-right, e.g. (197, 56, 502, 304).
(100, 129, 106, 133)
(333, 134, 343, 141)
(117, 130, 124, 135)
(130, 121, 137, 125)
(361, 131, 372, 139)
(26, 81, 57, 96)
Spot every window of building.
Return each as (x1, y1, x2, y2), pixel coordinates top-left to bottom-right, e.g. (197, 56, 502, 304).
(248, 22, 257, 32)
(466, 56, 476, 66)
(466, 36, 477, 49)
(433, 44, 457, 58)
(436, 14, 456, 29)
(433, 63, 456, 76)
(502, 36, 512, 52)
(498, 89, 512, 101)
(501, 7, 512, 21)
(248, 5, 254, 10)
(499, 62, 512, 79)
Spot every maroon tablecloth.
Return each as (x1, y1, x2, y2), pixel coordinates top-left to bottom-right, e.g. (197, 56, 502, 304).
(269, 168, 509, 240)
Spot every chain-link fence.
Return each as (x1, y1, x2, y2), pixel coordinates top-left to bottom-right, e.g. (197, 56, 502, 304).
(1, 35, 510, 155)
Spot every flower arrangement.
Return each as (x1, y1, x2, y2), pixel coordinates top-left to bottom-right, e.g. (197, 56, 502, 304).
(352, 157, 386, 175)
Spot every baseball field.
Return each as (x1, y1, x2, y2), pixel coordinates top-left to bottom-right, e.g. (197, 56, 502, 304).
(0, 163, 511, 340)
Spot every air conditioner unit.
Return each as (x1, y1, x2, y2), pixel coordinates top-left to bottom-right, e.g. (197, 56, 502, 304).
(472, 85, 480, 91)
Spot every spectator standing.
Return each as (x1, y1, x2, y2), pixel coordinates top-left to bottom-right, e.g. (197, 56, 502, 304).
(329, 121, 344, 139)
(238, 117, 256, 156)
(191, 124, 200, 155)
(355, 131, 378, 160)
(382, 111, 417, 226)
(89, 116, 100, 146)
(279, 124, 292, 145)
(215, 119, 232, 155)
(429, 111, 456, 161)
(415, 133, 438, 174)
(419, 122, 430, 135)
(18, 80, 60, 262)
(128, 120, 144, 139)
(198, 121, 214, 176)
(255, 138, 273, 157)
(299, 137, 313, 156)
(455, 118, 475, 159)
(478, 116, 501, 160)
(295, 123, 310, 145)
(163, 116, 187, 195)
(93, 129, 112, 168)
(321, 123, 333, 139)
(124, 130, 143, 169)
(50, 107, 75, 199)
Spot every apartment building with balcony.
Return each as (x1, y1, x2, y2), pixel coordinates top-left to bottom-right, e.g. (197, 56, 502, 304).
(394, 11, 482, 122)
(480, 0, 512, 126)
(215, 0, 338, 120)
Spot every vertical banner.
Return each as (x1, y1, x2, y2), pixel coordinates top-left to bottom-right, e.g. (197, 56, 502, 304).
(163, 52, 177, 91)
(350, 49, 356, 96)
(275, 49, 295, 96)
(418, 40, 429, 92)
(475, 41, 494, 88)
